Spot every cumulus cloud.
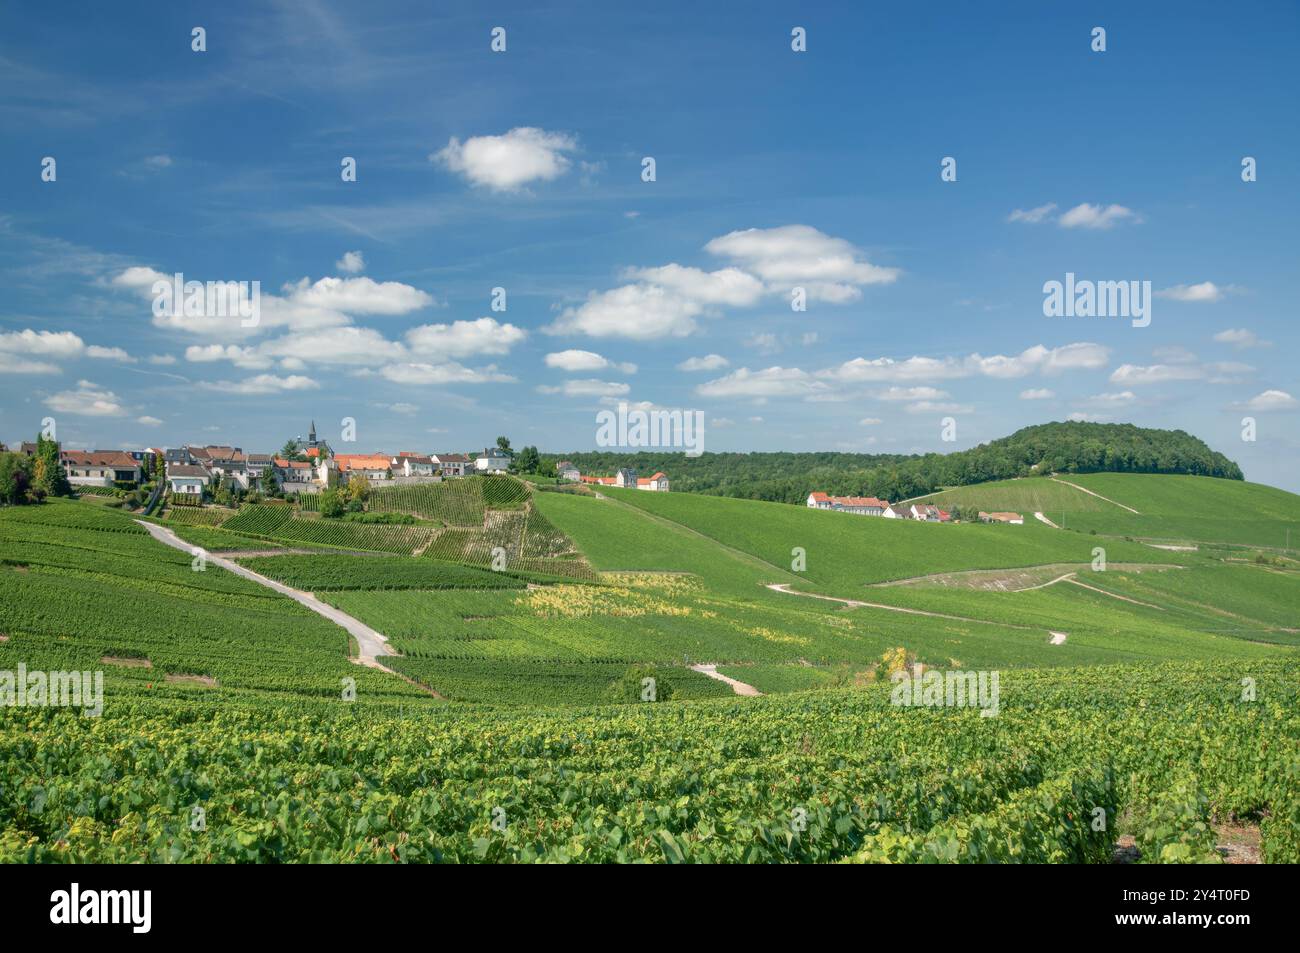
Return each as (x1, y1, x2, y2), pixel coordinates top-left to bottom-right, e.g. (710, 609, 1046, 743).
(536, 378, 631, 398)
(1240, 390, 1297, 412)
(1090, 390, 1138, 406)
(678, 354, 729, 372)
(906, 400, 973, 415)
(44, 380, 128, 416)
(113, 267, 434, 339)
(544, 349, 636, 374)
(0, 329, 137, 372)
(86, 345, 136, 363)
(198, 375, 319, 395)
(137, 415, 163, 426)
(335, 250, 365, 274)
(434, 127, 577, 191)
(406, 318, 526, 359)
(704, 225, 899, 301)
(859, 417, 882, 425)
(1068, 411, 1111, 422)
(1006, 203, 1057, 224)
(548, 283, 708, 339)
(1057, 203, 1140, 229)
(877, 386, 949, 402)
(821, 343, 1109, 384)
(1108, 363, 1204, 385)
(1213, 328, 1271, 349)
(1157, 281, 1223, 303)
(696, 366, 829, 400)
(1019, 388, 1054, 400)
(548, 225, 897, 340)
(378, 362, 514, 386)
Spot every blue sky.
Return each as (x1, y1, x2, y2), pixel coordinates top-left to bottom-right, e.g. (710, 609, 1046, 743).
(2, 0, 1297, 488)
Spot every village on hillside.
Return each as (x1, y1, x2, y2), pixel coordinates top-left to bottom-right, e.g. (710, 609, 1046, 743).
(0, 421, 669, 508)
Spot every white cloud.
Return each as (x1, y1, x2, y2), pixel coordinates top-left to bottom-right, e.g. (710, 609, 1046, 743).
(1109, 363, 1202, 385)
(1213, 328, 1271, 349)
(859, 417, 882, 425)
(199, 374, 319, 395)
(1006, 203, 1057, 224)
(906, 401, 973, 415)
(378, 362, 514, 386)
(1157, 281, 1223, 303)
(536, 379, 631, 398)
(548, 283, 707, 339)
(0, 353, 60, 375)
(544, 349, 636, 374)
(406, 317, 526, 359)
(704, 224, 899, 301)
(1090, 390, 1137, 406)
(136, 415, 163, 426)
(185, 344, 273, 369)
(143, 154, 173, 170)
(1240, 390, 1297, 412)
(44, 381, 128, 416)
(696, 366, 829, 399)
(86, 345, 136, 363)
(1068, 411, 1111, 422)
(1019, 388, 1054, 400)
(284, 276, 433, 316)
(147, 354, 177, 365)
(335, 250, 366, 274)
(878, 386, 948, 402)
(745, 332, 781, 355)
(434, 127, 577, 191)
(623, 264, 765, 307)
(1057, 203, 1140, 229)
(378, 402, 419, 415)
(678, 354, 729, 372)
(0, 329, 85, 358)
(1152, 345, 1198, 365)
(822, 343, 1109, 384)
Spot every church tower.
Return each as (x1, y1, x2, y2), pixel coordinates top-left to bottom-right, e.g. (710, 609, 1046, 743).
(308, 420, 318, 449)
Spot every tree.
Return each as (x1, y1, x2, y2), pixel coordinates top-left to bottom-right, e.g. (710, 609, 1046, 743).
(0, 452, 33, 505)
(515, 446, 540, 474)
(32, 434, 70, 497)
(319, 488, 345, 518)
(346, 477, 369, 505)
(279, 438, 304, 461)
(261, 468, 279, 497)
(495, 436, 513, 456)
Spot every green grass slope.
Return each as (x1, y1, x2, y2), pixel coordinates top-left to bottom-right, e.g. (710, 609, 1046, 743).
(919, 473, 1300, 550)
(596, 485, 1182, 597)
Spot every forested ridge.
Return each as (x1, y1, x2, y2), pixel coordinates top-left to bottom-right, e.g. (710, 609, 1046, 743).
(544, 422, 1244, 504)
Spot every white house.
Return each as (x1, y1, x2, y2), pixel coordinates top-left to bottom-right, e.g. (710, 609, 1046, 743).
(615, 468, 637, 488)
(557, 461, 581, 481)
(883, 503, 912, 519)
(62, 450, 143, 487)
(337, 454, 391, 484)
(393, 453, 437, 477)
(166, 464, 211, 496)
(475, 448, 511, 473)
(807, 492, 886, 515)
(636, 472, 671, 492)
(433, 453, 470, 477)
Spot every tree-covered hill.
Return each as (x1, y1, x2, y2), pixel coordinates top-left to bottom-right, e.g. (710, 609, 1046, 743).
(544, 422, 1243, 504)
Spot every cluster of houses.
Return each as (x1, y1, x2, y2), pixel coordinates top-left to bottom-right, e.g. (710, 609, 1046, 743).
(807, 492, 952, 521)
(806, 492, 1023, 525)
(563, 463, 671, 492)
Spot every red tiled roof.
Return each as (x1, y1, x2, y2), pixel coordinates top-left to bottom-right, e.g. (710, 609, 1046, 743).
(61, 450, 139, 468)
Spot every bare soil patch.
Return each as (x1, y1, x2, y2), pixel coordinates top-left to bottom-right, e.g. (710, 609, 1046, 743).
(164, 673, 217, 687)
(101, 656, 152, 668)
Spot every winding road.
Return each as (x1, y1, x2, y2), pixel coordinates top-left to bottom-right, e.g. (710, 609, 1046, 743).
(136, 520, 396, 665)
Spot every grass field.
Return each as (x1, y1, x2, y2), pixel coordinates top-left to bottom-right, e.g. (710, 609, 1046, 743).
(917, 473, 1300, 550)
(3, 470, 1299, 863)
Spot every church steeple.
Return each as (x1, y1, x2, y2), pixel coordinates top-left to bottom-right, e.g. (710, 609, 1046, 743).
(308, 420, 317, 447)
